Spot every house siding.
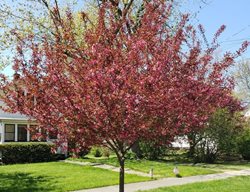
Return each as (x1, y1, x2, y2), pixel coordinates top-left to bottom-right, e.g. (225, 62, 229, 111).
(0, 122, 3, 144)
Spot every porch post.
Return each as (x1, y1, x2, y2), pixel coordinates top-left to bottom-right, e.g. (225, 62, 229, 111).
(0, 123, 4, 144)
(14, 124, 18, 142)
(27, 124, 30, 142)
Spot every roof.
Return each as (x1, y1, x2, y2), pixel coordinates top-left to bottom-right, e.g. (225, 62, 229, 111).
(0, 101, 31, 121)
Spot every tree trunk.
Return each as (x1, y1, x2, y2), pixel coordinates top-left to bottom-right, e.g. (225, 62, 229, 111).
(119, 157, 125, 192)
(188, 143, 195, 158)
(131, 140, 142, 158)
(187, 133, 198, 158)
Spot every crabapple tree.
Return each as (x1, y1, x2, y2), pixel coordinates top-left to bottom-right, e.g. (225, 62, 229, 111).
(0, 0, 248, 191)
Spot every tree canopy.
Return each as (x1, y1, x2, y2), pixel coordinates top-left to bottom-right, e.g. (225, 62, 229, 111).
(0, 1, 248, 191)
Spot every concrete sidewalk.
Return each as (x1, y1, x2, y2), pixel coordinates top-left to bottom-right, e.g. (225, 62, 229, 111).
(74, 169, 250, 192)
(64, 160, 156, 177)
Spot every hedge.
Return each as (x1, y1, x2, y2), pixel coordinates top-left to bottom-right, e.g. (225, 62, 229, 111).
(0, 142, 60, 164)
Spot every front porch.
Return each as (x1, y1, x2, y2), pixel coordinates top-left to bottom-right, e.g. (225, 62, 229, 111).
(0, 120, 38, 144)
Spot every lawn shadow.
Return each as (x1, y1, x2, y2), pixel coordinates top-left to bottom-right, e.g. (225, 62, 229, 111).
(0, 172, 60, 192)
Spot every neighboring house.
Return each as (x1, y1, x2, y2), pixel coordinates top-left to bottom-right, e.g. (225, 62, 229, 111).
(0, 101, 63, 146)
(171, 136, 190, 149)
(0, 104, 37, 144)
(0, 101, 67, 155)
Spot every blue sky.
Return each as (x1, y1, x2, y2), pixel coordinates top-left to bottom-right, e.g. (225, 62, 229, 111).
(184, 0, 250, 58)
(2, 0, 250, 76)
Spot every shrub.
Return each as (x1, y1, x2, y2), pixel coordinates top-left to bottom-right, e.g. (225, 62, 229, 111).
(77, 149, 90, 158)
(52, 153, 66, 161)
(125, 150, 137, 160)
(139, 141, 168, 160)
(102, 147, 111, 158)
(0, 142, 54, 164)
(238, 128, 250, 160)
(67, 139, 90, 158)
(239, 140, 250, 160)
(91, 146, 102, 157)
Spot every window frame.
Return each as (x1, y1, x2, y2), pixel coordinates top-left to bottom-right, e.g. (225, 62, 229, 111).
(4, 124, 15, 142)
(17, 124, 28, 142)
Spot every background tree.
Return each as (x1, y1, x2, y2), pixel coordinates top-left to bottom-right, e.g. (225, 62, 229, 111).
(0, 0, 97, 68)
(0, 0, 210, 69)
(0, 1, 248, 191)
(192, 108, 244, 163)
(234, 59, 250, 105)
(187, 97, 243, 159)
(238, 122, 250, 160)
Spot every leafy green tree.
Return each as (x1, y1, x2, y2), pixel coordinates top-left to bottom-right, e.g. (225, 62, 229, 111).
(0, 0, 96, 68)
(0, 0, 205, 69)
(193, 109, 244, 163)
(237, 123, 250, 160)
(234, 59, 250, 105)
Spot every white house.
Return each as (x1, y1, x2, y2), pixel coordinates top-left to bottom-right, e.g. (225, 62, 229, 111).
(0, 101, 68, 155)
(171, 136, 190, 149)
(0, 104, 37, 144)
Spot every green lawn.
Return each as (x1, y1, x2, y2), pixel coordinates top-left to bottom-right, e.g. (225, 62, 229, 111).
(69, 157, 218, 178)
(140, 176, 250, 192)
(0, 162, 149, 192)
(192, 162, 250, 171)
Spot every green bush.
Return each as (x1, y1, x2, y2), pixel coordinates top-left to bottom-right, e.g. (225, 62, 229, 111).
(102, 147, 111, 158)
(139, 141, 168, 160)
(77, 149, 90, 158)
(239, 140, 250, 160)
(0, 142, 55, 164)
(238, 128, 250, 160)
(52, 153, 67, 161)
(125, 150, 137, 160)
(91, 146, 102, 157)
(67, 139, 90, 158)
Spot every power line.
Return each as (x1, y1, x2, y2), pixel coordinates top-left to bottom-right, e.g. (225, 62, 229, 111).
(221, 24, 250, 43)
(220, 37, 250, 44)
(232, 24, 250, 37)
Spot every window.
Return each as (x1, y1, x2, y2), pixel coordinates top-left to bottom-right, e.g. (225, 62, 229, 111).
(5, 124, 15, 142)
(18, 125, 27, 142)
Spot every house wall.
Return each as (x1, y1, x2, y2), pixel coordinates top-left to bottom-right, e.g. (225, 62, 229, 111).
(0, 122, 3, 144)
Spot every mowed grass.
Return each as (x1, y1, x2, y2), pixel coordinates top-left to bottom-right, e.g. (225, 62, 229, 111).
(140, 176, 250, 192)
(69, 157, 218, 178)
(0, 162, 150, 192)
(192, 162, 250, 171)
